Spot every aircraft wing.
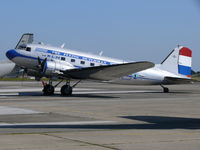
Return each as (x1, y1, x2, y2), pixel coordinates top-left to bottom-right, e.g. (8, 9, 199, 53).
(61, 61, 154, 81)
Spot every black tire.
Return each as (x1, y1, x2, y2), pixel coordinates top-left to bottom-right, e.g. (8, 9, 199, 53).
(163, 87, 169, 93)
(61, 85, 73, 96)
(43, 84, 55, 95)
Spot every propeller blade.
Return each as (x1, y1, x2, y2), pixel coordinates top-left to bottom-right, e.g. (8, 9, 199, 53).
(41, 58, 47, 74)
(22, 68, 27, 78)
(37, 57, 47, 75)
(37, 57, 42, 65)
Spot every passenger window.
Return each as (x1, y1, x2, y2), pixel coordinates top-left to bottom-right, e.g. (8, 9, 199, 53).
(80, 61, 85, 65)
(90, 63, 95, 66)
(26, 47, 31, 52)
(61, 57, 65, 61)
(71, 59, 75, 62)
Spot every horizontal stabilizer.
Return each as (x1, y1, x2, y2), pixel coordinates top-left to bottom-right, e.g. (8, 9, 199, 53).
(164, 76, 194, 84)
(62, 61, 154, 81)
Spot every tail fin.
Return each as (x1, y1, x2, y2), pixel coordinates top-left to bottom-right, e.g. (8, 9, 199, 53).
(15, 33, 33, 49)
(161, 46, 192, 78)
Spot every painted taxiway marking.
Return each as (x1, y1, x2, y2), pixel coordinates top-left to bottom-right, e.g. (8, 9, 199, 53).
(74, 90, 158, 94)
(0, 106, 42, 115)
(0, 121, 116, 127)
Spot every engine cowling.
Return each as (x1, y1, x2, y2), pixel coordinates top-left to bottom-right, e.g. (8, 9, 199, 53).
(27, 60, 74, 79)
(44, 61, 74, 76)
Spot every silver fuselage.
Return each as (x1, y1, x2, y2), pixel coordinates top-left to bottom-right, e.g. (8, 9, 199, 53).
(6, 44, 186, 85)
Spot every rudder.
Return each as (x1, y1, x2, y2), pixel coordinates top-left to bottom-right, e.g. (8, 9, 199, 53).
(178, 47, 192, 78)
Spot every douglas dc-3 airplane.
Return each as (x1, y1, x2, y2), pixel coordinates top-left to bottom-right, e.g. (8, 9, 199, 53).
(6, 33, 192, 96)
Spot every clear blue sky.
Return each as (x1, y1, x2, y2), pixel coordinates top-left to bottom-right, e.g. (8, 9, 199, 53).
(0, 0, 199, 71)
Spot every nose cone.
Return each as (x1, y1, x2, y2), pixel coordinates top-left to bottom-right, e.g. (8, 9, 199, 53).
(6, 49, 18, 60)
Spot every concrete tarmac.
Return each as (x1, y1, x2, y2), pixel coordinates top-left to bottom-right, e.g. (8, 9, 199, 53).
(0, 81, 199, 150)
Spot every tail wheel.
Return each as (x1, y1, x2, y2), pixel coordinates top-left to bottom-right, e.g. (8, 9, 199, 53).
(160, 84, 169, 93)
(163, 87, 169, 93)
(43, 84, 55, 95)
(61, 85, 73, 96)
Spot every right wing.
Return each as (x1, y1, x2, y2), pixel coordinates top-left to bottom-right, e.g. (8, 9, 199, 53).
(61, 61, 154, 81)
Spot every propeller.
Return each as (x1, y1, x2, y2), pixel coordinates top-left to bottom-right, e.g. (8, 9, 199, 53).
(37, 57, 47, 75)
(22, 68, 27, 78)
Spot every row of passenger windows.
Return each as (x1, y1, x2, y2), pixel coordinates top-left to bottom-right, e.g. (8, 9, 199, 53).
(21, 46, 98, 67)
(61, 57, 95, 66)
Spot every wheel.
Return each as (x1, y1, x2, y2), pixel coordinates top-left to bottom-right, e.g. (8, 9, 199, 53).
(61, 85, 73, 96)
(43, 84, 55, 95)
(61, 85, 72, 96)
(163, 87, 169, 93)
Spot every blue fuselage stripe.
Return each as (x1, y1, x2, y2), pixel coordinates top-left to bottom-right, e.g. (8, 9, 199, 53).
(35, 48, 112, 65)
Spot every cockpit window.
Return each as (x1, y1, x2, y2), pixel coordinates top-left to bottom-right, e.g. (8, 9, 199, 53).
(18, 44, 27, 50)
(26, 47, 31, 52)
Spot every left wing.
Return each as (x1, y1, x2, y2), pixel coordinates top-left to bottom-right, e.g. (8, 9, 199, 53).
(61, 61, 154, 81)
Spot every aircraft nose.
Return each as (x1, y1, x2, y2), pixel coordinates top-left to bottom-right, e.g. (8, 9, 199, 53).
(6, 49, 18, 60)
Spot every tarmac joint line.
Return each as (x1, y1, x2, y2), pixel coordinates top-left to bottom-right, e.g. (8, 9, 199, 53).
(42, 133, 120, 150)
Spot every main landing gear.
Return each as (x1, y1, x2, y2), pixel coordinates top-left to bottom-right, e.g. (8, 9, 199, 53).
(43, 84, 55, 95)
(42, 79, 81, 96)
(160, 84, 169, 93)
(42, 80, 55, 96)
(60, 81, 73, 96)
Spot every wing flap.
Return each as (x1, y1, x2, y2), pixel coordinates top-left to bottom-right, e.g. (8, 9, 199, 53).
(61, 61, 154, 81)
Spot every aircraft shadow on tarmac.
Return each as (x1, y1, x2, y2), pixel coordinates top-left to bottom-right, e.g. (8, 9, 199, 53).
(0, 90, 192, 98)
(0, 116, 200, 130)
(4, 92, 118, 99)
(18, 91, 192, 95)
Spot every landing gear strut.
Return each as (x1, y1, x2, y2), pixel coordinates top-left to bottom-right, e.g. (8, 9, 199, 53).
(160, 84, 169, 93)
(42, 79, 81, 96)
(60, 80, 81, 96)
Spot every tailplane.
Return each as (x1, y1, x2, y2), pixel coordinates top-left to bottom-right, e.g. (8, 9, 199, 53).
(161, 46, 192, 78)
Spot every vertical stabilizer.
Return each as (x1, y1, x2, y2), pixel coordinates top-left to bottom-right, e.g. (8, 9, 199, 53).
(161, 46, 192, 78)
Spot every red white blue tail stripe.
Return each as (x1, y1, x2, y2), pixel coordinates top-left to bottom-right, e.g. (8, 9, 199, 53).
(178, 47, 192, 77)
